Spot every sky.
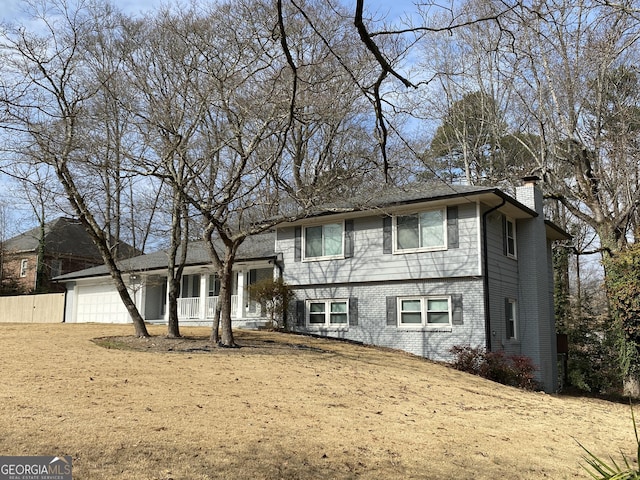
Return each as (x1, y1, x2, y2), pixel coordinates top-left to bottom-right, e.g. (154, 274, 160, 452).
(2, 0, 419, 21)
(0, 0, 420, 236)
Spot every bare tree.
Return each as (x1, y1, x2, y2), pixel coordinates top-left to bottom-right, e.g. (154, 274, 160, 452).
(0, 0, 150, 336)
(498, 0, 640, 254)
(7, 163, 60, 291)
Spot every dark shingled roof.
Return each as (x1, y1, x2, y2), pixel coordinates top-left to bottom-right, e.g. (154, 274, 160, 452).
(290, 182, 530, 220)
(55, 232, 277, 281)
(4, 217, 140, 259)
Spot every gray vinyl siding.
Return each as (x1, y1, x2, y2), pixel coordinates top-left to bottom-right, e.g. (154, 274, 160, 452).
(289, 277, 485, 362)
(484, 209, 520, 355)
(277, 203, 480, 286)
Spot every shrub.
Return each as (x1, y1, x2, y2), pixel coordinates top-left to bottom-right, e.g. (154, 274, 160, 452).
(481, 350, 518, 386)
(449, 345, 540, 391)
(449, 345, 484, 375)
(248, 277, 294, 330)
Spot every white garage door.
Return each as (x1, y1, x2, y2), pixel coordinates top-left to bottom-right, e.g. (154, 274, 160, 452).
(76, 283, 132, 323)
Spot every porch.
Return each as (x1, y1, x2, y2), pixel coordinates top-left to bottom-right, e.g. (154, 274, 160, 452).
(143, 264, 273, 327)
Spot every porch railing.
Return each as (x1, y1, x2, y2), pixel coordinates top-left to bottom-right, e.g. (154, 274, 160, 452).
(178, 295, 241, 320)
(177, 297, 199, 319)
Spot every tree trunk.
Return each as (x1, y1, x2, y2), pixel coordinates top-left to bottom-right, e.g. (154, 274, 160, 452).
(112, 274, 149, 337)
(217, 265, 236, 347)
(210, 304, 220, 344)
(167, 274, 181, 338)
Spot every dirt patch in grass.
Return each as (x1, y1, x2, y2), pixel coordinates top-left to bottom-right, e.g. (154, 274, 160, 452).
(0, 323, 637, 479)
(92, 330, 333, 355)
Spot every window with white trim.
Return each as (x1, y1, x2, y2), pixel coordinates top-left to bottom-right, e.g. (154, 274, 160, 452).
(304, 222, 344, 260)
(505, 298, 517, 339)
(505, 217, 517, 258)
(19, 259, 28, 277)
(394, 208, 446, 252)
(307, 299, 349, 327)
(397, 296, 451, 327)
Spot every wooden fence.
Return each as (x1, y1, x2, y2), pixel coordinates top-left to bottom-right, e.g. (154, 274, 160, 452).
(0, 293, 65, 323)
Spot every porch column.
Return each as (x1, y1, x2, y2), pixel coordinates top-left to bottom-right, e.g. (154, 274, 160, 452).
(236, 270, 244, 319)
(199, 273, 207, 320)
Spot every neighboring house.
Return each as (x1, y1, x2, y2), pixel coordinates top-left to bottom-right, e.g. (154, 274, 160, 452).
(1, 217, 139, 293)
(55, 179, 569, 392)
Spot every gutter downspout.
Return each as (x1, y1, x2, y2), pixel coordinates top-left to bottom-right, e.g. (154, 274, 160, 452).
(482, 198, 506, 352)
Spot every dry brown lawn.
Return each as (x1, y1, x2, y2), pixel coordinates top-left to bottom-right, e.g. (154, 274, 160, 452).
(0, 323, 636, 479)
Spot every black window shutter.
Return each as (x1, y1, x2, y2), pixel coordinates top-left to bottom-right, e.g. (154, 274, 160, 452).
(349, 297, 358, 326)
(447, 206, 459, 249)
(345, 219, 354, 258)
(383, 216, 392, 254)
(296, 299, 305, 327)
(451, 294, 463, 325)
(294, 226, 302, 262)
(386, 296, 397, 325)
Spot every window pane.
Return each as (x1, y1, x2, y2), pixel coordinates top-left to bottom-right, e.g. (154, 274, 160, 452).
(427, 312, 449, 324)
(310, 303, 325, 313)
(329, 301, 348, 324)
(401, 312, 422, 324)
(305, 226, 323, 257)
(427, 299, 449, 324)
(506, 220, 516, 256)
(401, 299, 421, 311)
(400, 299, 422, 324)
(309, 302, 325, 324)
(323, 223, 343, 256)
(420, 210, 444, 248)
(506, 300, 516, 338)
(330, 302, 347, 313)
(427, 299, 449, 312)
(396, 215, 419, 250)
(330, 313, 348, 324)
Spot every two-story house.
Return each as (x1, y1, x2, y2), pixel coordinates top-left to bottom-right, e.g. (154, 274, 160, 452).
(56, 180, 568, 392)
(1, 217, 140, 294)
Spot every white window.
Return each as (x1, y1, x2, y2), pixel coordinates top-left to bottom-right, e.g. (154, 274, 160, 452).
(304, 222, 344, 260)
(307, 299, 349, 327)
(398, 296, 451, 327)
(19, 259, 28, 277)
(394, 209, 446, 252)
(505, 217, 517, 258)
(506, 298, 517, 339)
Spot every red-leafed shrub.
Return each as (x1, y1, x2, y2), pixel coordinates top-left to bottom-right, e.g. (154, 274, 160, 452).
(449, 345, 540, 391)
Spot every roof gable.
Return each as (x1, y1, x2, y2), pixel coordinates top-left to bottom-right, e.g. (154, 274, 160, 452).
(3, 217, 140, 259)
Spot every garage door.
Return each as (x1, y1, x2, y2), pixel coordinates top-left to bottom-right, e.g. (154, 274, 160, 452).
(76, 283, 131, 323)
